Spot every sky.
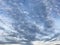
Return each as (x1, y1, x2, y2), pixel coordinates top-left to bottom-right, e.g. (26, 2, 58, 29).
(0, 0, 60, 45)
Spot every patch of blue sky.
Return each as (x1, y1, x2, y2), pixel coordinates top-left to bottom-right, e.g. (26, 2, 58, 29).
(50, 8, 60, 33)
